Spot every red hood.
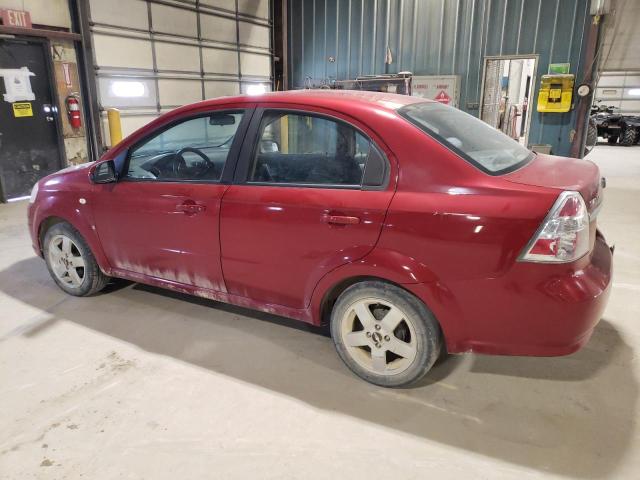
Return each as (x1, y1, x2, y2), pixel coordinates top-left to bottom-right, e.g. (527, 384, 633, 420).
(503, 154, 603, 214)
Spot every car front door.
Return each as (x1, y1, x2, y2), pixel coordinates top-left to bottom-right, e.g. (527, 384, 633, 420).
(220, 106, 396, 309)
(92, 108, 251, 291)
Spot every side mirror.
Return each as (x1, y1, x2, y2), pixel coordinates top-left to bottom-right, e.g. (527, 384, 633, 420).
(91, 160, 117, 184)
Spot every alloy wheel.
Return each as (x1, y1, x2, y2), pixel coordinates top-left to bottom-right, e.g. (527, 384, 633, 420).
(48, 234, 86, 289)
(340, 297, 417, 375)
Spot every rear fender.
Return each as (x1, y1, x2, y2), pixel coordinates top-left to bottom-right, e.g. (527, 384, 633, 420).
(308, 248, 466, 349)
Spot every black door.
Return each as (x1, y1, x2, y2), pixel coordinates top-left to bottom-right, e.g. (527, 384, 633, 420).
(0, 38, 63, 201)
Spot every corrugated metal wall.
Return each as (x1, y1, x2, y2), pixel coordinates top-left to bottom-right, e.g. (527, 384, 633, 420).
(288, 0, 592, 156)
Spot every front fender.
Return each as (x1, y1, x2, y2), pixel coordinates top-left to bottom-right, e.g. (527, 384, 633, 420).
(32, 191, 112, 275)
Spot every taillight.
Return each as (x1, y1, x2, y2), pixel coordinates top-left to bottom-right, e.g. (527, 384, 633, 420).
(519, 191, 590, 263)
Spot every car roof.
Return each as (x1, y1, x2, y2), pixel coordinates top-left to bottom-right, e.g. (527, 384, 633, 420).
(107, 90, 433, 158)
(179, 89, 431, 114)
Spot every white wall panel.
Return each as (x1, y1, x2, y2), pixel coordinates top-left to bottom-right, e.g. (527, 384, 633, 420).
(121, 116, 156, 137)
(202, 48, 238, 75)
(155, 42, 200, 72)
(151, 3, 198, 37)
(200, 13, 237, 43)
(205, 81, 240, 98)
(200, 0, 236, 12)
(158, 79, 202, 106)
(238, 0, 269, 19)
(102, 115, 157, 146)
(93, 34, 154, 69)
(239, 22, 270, 48)
(89, 0, 148, 30)
(240, 53, 270, 77)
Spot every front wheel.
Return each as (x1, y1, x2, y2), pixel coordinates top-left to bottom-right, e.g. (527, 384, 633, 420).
(330, 281, 442, 387)
(43, 222, 109, 296)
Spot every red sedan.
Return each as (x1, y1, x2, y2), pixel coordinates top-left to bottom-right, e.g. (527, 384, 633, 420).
(27, 91, 612, 387)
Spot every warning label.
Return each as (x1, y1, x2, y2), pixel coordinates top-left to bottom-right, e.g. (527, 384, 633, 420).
(434, 90, 451, 105)
(411, 75, 460, 107)
(12, 102, 33, 117)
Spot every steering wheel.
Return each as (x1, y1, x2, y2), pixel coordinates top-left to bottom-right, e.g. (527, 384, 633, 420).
(173, 147, 211, 177)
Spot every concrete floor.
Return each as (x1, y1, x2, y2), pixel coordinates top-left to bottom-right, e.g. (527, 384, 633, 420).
(0, 145, 638, 479)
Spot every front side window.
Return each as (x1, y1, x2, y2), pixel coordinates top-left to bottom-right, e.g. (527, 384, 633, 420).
(399, 102, 534, 174)
(248, 111, 378, 187)
(127, 111, 244, 181)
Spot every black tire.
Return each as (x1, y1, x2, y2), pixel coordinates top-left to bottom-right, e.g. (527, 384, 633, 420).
(43, 222, 110, 296)
(330, 281, 442, 387)
(620, 128, 638, 146)
(607, 135, 618, 144)
(585, 120, 598, 155)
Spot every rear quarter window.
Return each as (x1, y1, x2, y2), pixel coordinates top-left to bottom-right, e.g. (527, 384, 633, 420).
(398, 102, 534, 175)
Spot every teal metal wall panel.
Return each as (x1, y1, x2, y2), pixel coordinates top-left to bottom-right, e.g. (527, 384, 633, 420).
(288, 0, 592, 156)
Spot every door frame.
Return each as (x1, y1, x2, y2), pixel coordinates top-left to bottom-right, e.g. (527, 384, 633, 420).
(232, 105, 395, 190)
(0, 36, 66, 201)
(479, 54, 539, 148)
(117, 106, 255, 184)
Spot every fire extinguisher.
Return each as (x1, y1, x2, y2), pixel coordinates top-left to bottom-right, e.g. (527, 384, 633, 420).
(66, 94, 82, 129)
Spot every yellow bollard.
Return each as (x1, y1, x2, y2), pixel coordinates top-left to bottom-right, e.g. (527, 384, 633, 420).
(107, 108, 123, 146)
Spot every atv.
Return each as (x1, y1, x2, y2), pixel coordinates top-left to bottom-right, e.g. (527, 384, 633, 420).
(590, 102, 624, 144)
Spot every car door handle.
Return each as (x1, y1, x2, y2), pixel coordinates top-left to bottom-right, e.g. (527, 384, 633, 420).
(321, 214, 360, 225)
(176, 202, 206, 214)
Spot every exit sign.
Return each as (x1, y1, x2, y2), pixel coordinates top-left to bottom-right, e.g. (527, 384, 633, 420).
(1, 9, 32, 28)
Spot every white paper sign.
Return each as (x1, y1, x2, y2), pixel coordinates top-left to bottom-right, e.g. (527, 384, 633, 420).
(0, 67, 36, 103)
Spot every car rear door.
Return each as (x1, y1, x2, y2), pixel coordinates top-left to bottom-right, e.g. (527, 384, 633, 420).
(219, 105, 396, 310)
(91, 107, 252, 291)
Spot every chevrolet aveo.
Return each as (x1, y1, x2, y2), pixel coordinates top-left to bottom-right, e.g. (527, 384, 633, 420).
(28, 91, 613, 387)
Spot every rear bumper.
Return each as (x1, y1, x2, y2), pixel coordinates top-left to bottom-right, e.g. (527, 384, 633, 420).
(412, 232, 613, 356)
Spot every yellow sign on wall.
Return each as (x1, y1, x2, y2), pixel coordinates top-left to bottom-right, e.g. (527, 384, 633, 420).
(12, 102, 33, 117)
(537, 74, 574, 113)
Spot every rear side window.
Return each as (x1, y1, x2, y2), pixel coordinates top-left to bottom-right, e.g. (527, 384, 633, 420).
(127, 111, 244, 182)
(399, 102, 533, 174)
(248, 111, 387, 187)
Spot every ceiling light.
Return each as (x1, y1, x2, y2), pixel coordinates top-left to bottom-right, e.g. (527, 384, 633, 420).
(111, 81, 146, 98)
(246, 84, 267, 95)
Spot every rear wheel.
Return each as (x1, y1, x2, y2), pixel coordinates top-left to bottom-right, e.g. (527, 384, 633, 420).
(607, 135, 618, 144)
(330, 281, 442, 387)
(620, 128, 638, 146)
(43, 222, 109, 296)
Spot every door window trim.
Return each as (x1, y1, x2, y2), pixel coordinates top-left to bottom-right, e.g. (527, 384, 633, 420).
(120, 108, 254, 185)
(233, 107, 390, 190)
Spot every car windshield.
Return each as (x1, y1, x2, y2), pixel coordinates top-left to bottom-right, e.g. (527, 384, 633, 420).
(398, 102, 534, 174)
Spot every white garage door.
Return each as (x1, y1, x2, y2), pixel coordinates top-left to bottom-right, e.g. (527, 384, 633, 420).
(88, 0, 272, 145)
(595, 72, 640, 115)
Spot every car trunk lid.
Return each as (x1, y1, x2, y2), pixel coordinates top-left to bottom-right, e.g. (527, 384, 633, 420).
(503, 153, 603, 215)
